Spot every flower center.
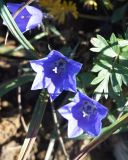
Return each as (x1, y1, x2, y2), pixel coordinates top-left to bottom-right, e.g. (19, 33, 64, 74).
(21, 15, 30, 19)
(52, 59, 66, 74)
(80, 101, 96, 118)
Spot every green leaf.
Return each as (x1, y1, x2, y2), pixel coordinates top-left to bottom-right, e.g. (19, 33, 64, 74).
(110, 71, 122, 95)
(0, 74, 34, 97)
(90, 47, 101, 53)
(78, 72, 95, 87)
(94, 72, 110, 100)
(107, 114, 116, 124)
(121, 74, 128, 86)
(90, 35, 117, 57)
(77, 72, 95, 93)
(110, 33, 120, 54)
(120, 46, 128, 60)
(118, 39, 128, 47)
(91, 76, 105, 85)
(91, 69, 108, 85)
(111, 3, 128, 23)
(91, 64, 103, 72)
(0, 0, 37, 58)
(125, 28, 128, 39)
(18, 91, 48, 160)
(91, 35, 108, 48)
(116, 73, 122, 87)
(109, 85, 126, 109)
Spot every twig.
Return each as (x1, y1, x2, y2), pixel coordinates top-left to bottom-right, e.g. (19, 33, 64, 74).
(17, 65, 28, 133)
(18, 67, 22, 111)
(4, 30, 9, 45)
(20, 116, 28, 133)
(50, 98, 69, 160)
(44, 138, 56, 160)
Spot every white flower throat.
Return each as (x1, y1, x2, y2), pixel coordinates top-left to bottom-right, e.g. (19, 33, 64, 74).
(80, 101, 96, 118)
(21, 15, 30, 19)
(52, 59, 66, 74)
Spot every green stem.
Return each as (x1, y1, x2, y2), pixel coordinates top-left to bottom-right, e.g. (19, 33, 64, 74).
(74, 113, 128, 160)
(50, 98, 69, 160)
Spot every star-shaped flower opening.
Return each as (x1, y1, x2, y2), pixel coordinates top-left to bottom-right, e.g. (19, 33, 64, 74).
(58, 92, 108, 138)
(7, 3, 43, 33)
(30, 50, 82, 100)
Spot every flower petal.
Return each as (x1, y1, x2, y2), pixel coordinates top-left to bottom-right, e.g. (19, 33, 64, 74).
(31, 73, 51, 90)
(26, 6, 43, 30)
(47, 82, 58, 99)
(74, 92, 82, 103)
(26, 5, 43, 17)
(30, 50, 82, 100)
(68, 58, 82, 74)
(7, 3, 30, 32)
(7, 3, 43, 32)
(14, 12, 30, 32)
(68, 118, 83, 138)
(96, 102, 108, 119)
(47, 78, 62, 100)
(58, 102, 76, 120)
(79, 115, 101, 136)
(63, 60, 82, 92)
(30, 59, 46, 72)
(58, 91, 108, 138)
(7, 3, 23, 14)
(64, 73, 76, 92)
(47, 50, 66, 59)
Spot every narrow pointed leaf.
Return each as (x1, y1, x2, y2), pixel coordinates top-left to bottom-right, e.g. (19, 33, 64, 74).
(0, 74, 34, 97)
(18, 91, 48, 160)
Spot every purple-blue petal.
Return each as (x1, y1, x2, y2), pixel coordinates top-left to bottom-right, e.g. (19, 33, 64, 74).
(78, 115, 102, 136)
(64, 70, 77, 92)
(96, 102, 108, 119)
(58, 91, 108, 138)
(26, 6, 43, 30)
(40, 51, 67, 99)
(7, 3, 31, 32)
(7, 3, 23, 14)
(30, 58, 47, 72)
(58, 102, 76, 120)
(47, 50, 66, 60)
(15, 15, 30, 33)
(7, 3, 43, 32)
(77, 92, 108, 120)
(47, 81, 62, 99)
(30, 50, 82, 100)
(68, 118, 83, 138)
(67, 58, 82, 75)
(31, 73, 51, 90)
(71, 102, 84, 119)
(63, 60, 82, 92)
